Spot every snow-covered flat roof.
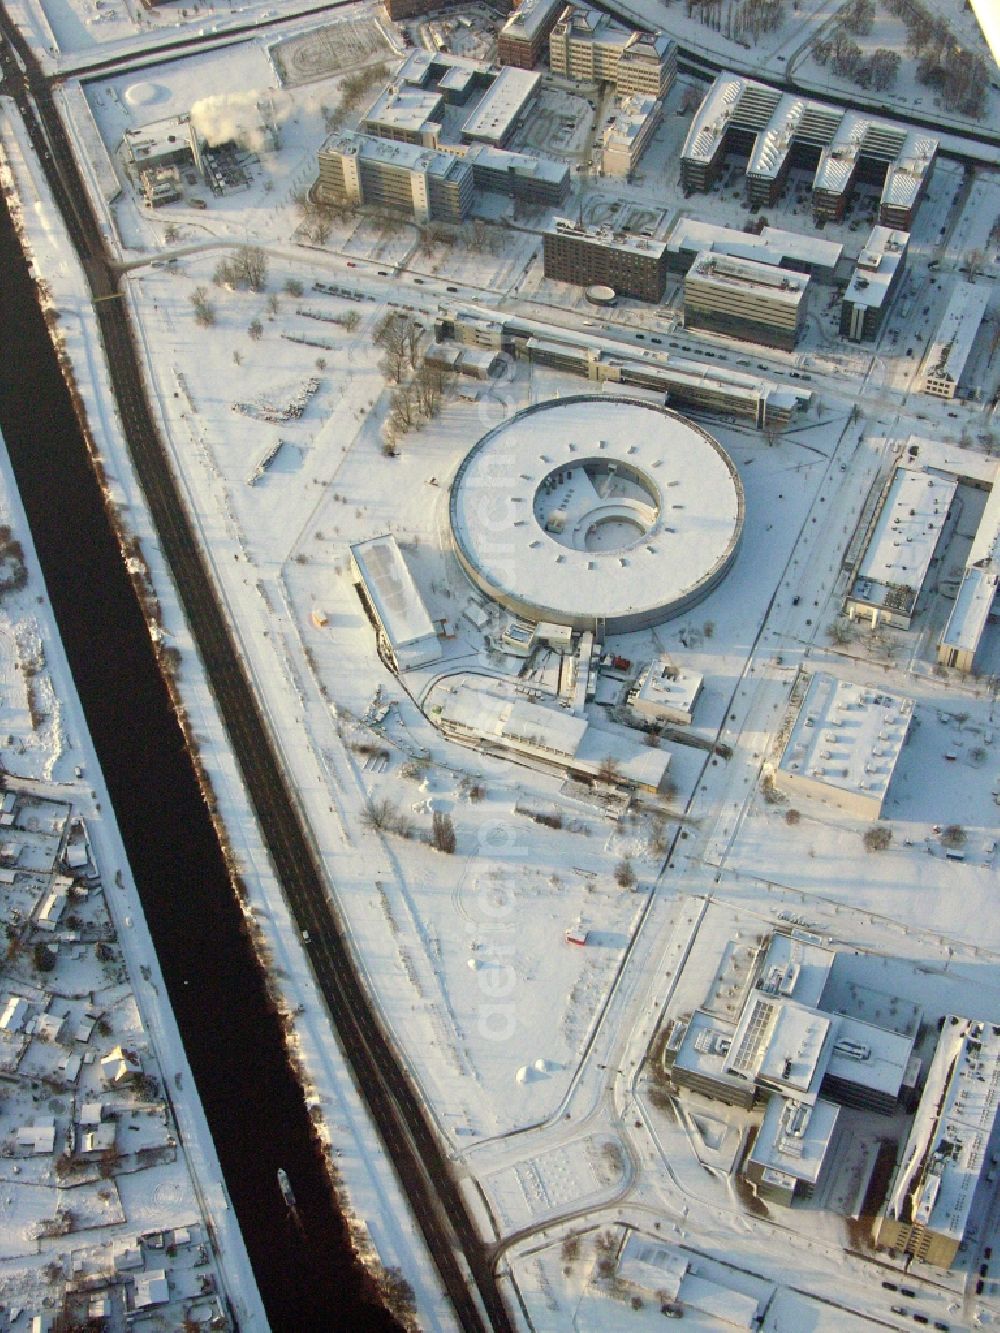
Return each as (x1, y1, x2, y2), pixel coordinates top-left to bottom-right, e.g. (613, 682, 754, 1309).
(632, 658, 702, 717)
(602, 93, 660, 152)
(363, 86, 443, 137)
(464, 143, 568, 185)
(350, 535, 437, 654)
(547, 217, 667, 259)
(438, 685, 588, 758)
(667, 217, 841, 272)
(885, 1017, 1000, 1244)
(924, 282, 990, 393)
(687, 250, 809, 306)
(756, 931, 834, 1010)
(853, 465, 955, 607)
(778, 672, 913, 807)
(617, 1233, 687, 1298)
(905, 438, 1000, 488)
(750, 1094, 839, 1186)
(843, 226, 908, 311)
(940, 564, 999, 657)
(322, 131, 469, 184)
(827, 1012, 915, 1099)
(729, 996, 828, 1098)
(499, 0, 563, 42)
(461, 68, 539, 144)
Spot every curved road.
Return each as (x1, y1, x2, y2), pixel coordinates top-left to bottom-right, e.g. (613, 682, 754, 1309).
(0, 17, 512, 1333)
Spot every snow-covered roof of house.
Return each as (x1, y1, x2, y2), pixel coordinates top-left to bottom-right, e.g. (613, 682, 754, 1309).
(499, 0, 563, 42)
(461, 67, 539, 145)
(350, 535, 438, 656)
(843, 226, 908, 312)
(749, 1094, 839, 1187)
(678, 1274, 761, 1330)
(924, 282, 990, 393)
(686, 250, 809, 308)
(666, 217, 841, 272)
(777, 672, 913, 810)
(884, 1016, 1000, 1244)
(82, 1122, 116, 1154)
(852, 465, 955, 610)
(134, 1269, 170, 1309)
(17, 1119, 55, 1154)
(0, 995, 30, 1032)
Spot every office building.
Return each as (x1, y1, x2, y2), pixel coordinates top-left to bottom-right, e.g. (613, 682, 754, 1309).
(460, 67, 540, 148)
(600, 94, 662, 179)
(361, 85, 445, 147)
(840, 226, 909, 342)
(875, 1017, 1000, 1268)
(683, 251, 809, 351)
(316, 132, 473, 224)
(549, 7, 677, 97)
(350, 535, 441, 672)
(922, 282, 989, 400)
(666, 217, 842, 281)
(681, 72, 936, 225)
(464, 143, 569, 205)
(497, 0, 564, 69)
(543, 218, 668, 302)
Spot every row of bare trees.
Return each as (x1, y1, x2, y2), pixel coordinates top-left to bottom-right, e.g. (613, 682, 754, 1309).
(884, 0, 990, 117)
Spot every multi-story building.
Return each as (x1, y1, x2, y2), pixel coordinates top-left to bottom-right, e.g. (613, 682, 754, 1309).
(683, 250, 809, 351)
(600, 93, 662, 179)
(922, 282, 989, 400)
(549, 7, 677, 97)
(875, 1017, 1000, 1268)
(463, 143, 569, 205)
(361, 85, 445, 147)
(937, 478, 1000, 674)
(543, 218, 668, 302)
(681, 72, 937, 226)
(497, 0, 564, 69)
(839, 226, 908, 342)
(316, 132, 473, 224)
(385, 0, 510, 21)
(665, 217, 842, 282)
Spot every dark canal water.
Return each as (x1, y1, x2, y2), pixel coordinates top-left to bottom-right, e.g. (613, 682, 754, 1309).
(0, 193, 400, 1333)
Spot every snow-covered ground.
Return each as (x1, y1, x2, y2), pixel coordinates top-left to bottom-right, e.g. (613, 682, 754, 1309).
(5, 0, 1000, 1326)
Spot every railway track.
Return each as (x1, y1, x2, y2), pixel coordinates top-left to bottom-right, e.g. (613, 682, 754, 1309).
(0, 16, 512, 1333)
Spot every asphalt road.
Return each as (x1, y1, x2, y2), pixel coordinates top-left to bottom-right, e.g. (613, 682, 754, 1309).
(0, 16, 512, 1332)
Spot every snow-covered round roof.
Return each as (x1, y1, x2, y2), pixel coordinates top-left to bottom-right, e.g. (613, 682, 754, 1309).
(449, 396, 744, 634)
(124, 81, 163, 108)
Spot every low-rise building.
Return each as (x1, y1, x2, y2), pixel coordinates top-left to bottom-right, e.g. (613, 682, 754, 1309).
(543, 218, 668, 302)
(460, 67, 540, 148)
(921, 282, 989, 400)
(875, 1016, 1000, 1268)
(744, 1095, 840, 1206)
(840, 226, 909, 343)
(937, 473, 1000, 673)
(600, 94, 662, 179)
(683, 250, 809, 351)
(774, 672, 912, 820)
(549, 7, 677, 98)
(846, 464, 956, 628)
(316, 132, 473, 224)
(350, 535, 442, 673)
(497, 0, 564, 69)
(627, 658, 702, 726)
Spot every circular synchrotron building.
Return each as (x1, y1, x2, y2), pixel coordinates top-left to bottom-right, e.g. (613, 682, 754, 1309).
(448, 396, 744, 635)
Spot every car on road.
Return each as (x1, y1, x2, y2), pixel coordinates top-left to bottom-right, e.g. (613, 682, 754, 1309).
(446, 285, 458, 292)
(346, 260, 356, 267)
(301, 929, 311, 943)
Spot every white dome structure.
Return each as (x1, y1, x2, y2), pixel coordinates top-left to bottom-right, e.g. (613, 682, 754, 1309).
(448, 396, 744, 634)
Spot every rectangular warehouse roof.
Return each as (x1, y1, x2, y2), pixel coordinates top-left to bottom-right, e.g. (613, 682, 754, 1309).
(777, 672, 912, 812)
(749, 1094, 840, 1188)
(852, 465, 956, 613)
(350, 535, 439, 666)
(461, 68, 539, 144)
(923, 282, 990, 397)
(667, 217, 842, 273)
